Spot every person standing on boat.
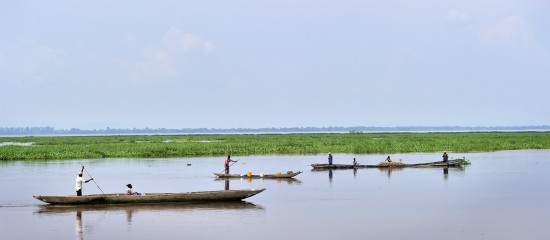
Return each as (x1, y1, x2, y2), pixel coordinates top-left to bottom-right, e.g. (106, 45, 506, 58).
(353, 157, 358, 166)
(75, 166, 93, 196)
(442, 152, 449, 162)
(224, 155, 237, 174)
(328, 153, 333, 165)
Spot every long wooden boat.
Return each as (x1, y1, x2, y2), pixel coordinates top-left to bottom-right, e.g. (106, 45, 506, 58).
(214, 171, 302, 179)
(311, 158, 467, 169)
(33, 188, 265, 205)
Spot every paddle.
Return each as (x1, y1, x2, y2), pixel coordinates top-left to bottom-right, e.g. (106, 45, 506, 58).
(81, 165, 105, 194)
(218, 159, 240, 174)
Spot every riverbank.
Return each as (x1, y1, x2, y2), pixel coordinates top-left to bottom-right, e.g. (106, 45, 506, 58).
(1, 132, 549, 160)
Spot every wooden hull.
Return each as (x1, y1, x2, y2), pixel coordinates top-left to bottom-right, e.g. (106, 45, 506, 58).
(310, 164, 360, 169)
(311, 159, 466, 169)
(214, 171, 302, 179)
(33, 189, 266, 205)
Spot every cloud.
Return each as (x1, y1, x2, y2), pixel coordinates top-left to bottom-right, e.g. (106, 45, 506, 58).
(36, 45, 62, 63)
(447, 10, 471, 25)
(8, 44, 65, 84)
(479, 16, 533, 45)
(203, 41, 215, 55)
(127, 27, 215, 81)
(124, 34, 137, 45)
(128, 48, 175, 81)
(163, 27, 215, 53)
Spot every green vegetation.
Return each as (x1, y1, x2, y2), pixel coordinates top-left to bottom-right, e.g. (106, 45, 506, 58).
(1, 132, 549, 160)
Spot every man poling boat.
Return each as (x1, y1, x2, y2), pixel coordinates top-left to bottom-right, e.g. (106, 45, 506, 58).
(75, 166, 94, 196)
(223, 155, 239, 174)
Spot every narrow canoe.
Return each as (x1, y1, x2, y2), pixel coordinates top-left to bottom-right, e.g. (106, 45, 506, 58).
(33, 189, 266, 205)
(214, 171, 302, 179)
(311, 159, 467, 169)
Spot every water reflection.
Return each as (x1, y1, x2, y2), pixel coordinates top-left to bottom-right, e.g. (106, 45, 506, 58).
(442, 166, 466, 181)
(313, 165, 466, 182)
(125, 207, 133, 223)
(76, 211, 83, 240)
(36, 201, 264, 215)
(310, 168, 360, 182)
(214, 178, 302, 185)
(38, 202, 264, 240)
(377, 167, 403, 180)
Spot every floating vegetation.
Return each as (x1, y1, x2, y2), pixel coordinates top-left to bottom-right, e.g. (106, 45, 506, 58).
(0, 142, 34, 147)
(0, 132, 549, 160)
(377, 162, 406, 167)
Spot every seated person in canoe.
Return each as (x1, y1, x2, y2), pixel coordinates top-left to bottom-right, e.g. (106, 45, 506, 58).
(125, 184, 141, 195)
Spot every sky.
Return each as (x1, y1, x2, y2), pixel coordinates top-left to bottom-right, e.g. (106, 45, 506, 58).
(1, 0, 549, 129)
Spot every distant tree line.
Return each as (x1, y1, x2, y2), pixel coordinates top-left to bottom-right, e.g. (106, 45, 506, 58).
(0, 125, 549, 136)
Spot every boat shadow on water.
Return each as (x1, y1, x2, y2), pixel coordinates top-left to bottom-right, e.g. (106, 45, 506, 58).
(311, 166, 465, 181)
(34, 201, 264, 215)
(35, 201, 264, 240)
(213, 177, 302, 185)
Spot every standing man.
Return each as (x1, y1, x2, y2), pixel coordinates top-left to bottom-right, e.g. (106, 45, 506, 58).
(75, 166, 93, 196)
(328, 153, 333, 165)
(442, 151, 449, 162)
(224, 155, 238, 174)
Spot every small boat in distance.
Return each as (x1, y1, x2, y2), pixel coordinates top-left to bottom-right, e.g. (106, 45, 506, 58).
(33, 189, 266, 205)
(311, 158, 468, 169)
(214, 171, 302, 179)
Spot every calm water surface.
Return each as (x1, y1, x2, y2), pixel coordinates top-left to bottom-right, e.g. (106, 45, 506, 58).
(1, 150, 549, 240)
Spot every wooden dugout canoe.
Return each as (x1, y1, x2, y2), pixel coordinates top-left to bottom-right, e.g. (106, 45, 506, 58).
(213, 171, 302, 179)
(33, 188, 266, 205)
(311, 158, 467, 169)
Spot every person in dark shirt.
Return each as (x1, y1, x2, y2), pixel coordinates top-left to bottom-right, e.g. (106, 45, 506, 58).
(224, 155, 237, 174)
(442, 152, 449, 162)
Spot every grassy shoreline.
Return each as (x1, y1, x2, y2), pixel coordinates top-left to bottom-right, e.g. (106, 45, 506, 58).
(1, 132, 549, 160)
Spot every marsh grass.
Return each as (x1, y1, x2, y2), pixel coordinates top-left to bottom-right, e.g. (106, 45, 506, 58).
(1, 132, 549, 160)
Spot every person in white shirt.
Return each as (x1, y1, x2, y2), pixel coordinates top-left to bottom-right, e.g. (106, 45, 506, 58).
(75, 166, 93, 196)
(125, 184, 141, 195)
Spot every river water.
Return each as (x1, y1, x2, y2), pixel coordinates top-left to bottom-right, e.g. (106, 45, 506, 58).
(0, 150, 549, 240)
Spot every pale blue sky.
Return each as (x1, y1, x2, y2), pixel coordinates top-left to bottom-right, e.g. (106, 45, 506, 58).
(1, 0, 549, 129)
